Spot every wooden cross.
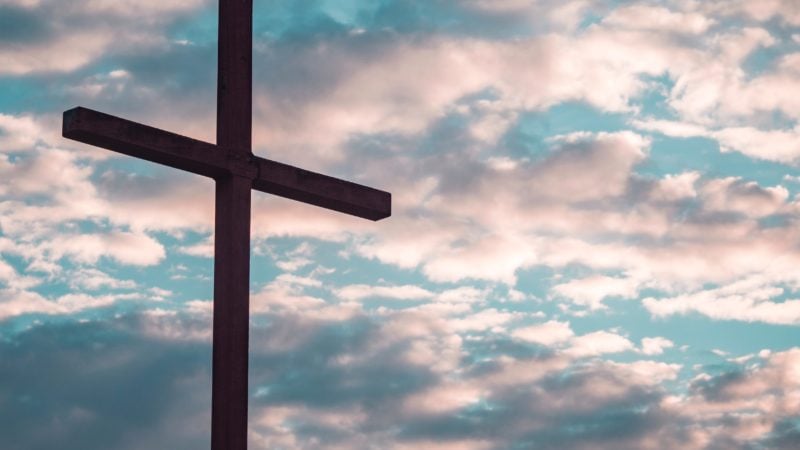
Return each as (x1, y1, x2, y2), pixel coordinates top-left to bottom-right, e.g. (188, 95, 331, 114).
(61, 1, 391, 449)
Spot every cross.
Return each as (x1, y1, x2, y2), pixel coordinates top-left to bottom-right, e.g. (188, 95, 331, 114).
(60, 1, 391, 449)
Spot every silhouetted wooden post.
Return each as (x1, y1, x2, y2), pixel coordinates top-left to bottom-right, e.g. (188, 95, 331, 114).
(61, 1, 391, 449)
(212, 1, 253, 448)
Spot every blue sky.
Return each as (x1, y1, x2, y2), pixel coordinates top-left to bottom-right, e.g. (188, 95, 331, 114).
(2, 0, 800, 448)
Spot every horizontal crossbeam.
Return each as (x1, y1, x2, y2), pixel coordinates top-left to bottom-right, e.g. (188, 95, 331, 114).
(63, 107, 391, 221)
(64, 107, 229, 179)
(253, 158, 390, 221)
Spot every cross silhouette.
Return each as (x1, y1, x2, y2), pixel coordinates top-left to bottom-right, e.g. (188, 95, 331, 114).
(61, 1, 391, 449)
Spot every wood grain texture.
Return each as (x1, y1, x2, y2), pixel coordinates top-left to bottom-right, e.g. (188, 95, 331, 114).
(217, 0, 252, 154)
(253, 156, 391, 221)
(63, 107, 227, 179)
(211, 175, 252, 450)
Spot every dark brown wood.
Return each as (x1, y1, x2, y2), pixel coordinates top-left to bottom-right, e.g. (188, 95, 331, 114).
(254, 157, 391, 221)
(212, 1, 254, 448)
(63, 107, 228, 179)
(217, 0, 252, 154)
(62, 107, 391, 221)
(211, 174, 252, 450)
(61, 1, 391, 449)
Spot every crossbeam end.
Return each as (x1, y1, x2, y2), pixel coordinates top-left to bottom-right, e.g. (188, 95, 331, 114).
(63, 107, 228, 179)
(253, 157, 391, 221)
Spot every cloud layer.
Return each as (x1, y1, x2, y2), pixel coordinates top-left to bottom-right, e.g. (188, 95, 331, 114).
(3, 0, 800, 448)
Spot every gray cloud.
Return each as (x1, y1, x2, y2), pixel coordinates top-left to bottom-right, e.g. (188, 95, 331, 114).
(0, 5, 51, 43)
(2, 309, 800, 449)
(0, 317, 211, 450)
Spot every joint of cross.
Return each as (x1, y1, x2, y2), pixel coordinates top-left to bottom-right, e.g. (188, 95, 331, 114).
(224, 150, 258, 180)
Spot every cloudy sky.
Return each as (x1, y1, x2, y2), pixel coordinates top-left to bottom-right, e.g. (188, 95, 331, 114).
(2, 0, 800, 448)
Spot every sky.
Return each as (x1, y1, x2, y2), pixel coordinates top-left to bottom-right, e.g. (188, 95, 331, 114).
(2, 0, 800, 448)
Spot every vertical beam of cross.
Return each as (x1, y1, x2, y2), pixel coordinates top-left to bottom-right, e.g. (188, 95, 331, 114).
(217, 0, 252, 152)
(212, 1, 253, 449)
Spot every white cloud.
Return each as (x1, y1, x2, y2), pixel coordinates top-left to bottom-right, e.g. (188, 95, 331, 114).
(603, 4, 714, 34)
(0, 288, 136, 320)
(512, 320, 574, 346)
(701, 177, 789, 217)
(275, 256, 313, 272)
(435, 286, 489, 304)
(420, 234, 534, 284)
(139, 306, 212, 342)
(250, 274, 342, 320)
(401, 382, 482, 416)
(0, 259, 16, 283)
(637, 116, 800, 164)
(640, 336, 675, 355)
(81, 0, 205, 16)
(0, 149, 95, 197)
(251, 27, 680, 163)
(335, 284, 434, 301)
(700, 0, 800, 26)
(177, 235, 214, 258)
(0, 0, 42, 6)
(636, 118, 800, 164)
(0, 30, 115, 76)
(631, 118, 709, 138)
(0, 290, 50, 319)
(660, 348, 800, 445)
(0, 0, 207, 75)
(0, 114, 51, 152)
(644, 275, 800, 325)
(69, 268, 137, 291)
(359, 131, 652, 284)
(714, 126, 800, 164)
(565, 330, 636, 357)
(552, 275, 641, 310)
(650, 171, 701, 202)
(448, 308, 520, 333)
(609, 359, 681, 383)
(0, 257, 39, 289)
(44, 231, 166, 266)
(3, 2, 795, 302)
